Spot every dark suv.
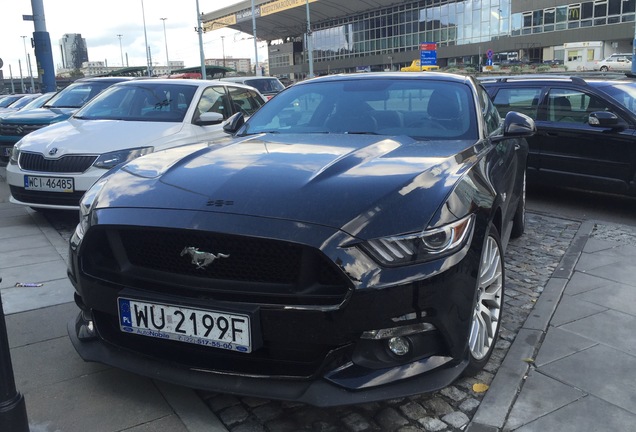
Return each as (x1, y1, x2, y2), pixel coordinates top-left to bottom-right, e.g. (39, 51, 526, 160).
(482, 75, 636, 197)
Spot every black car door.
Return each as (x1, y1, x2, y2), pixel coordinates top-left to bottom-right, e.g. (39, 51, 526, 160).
(534, 86, 636, 195)
(488, 84, 544, 181)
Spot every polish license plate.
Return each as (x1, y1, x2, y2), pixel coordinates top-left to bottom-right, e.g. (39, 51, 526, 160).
(118, 298, 251, 353)
(24, 175, 74, 193)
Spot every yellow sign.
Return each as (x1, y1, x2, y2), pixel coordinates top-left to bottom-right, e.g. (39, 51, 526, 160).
(261, 0, 318, 17)
(203, 14, 237, 32)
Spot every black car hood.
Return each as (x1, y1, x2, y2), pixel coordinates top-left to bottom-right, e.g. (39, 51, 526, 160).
(97, 134, 481, 238)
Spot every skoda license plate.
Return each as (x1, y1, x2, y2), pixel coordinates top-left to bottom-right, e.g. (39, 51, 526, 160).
(118, 298, 251, 353)
(24, 175, 74, 193)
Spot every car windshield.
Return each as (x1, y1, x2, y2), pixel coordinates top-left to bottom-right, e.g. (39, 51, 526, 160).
(598, 82, 636, 115)
(242, 78, 477, 140)
(20, 92, 56, 110)
(7, 94, 41, 110)
(74, 83, 198, 122)
(244, 78, 285, 94)
(44, 81, 117, 109)
(0, 95, 24, 108)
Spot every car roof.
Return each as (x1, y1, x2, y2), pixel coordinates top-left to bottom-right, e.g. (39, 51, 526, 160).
(220, 76, 281, 81)
(297, 71, 473, 85)
(74, 76, 136, 83)
(479, 73, 635, 85)
(110, 78, 267, 92)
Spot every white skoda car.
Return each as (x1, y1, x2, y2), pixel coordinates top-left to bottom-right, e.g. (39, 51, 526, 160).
(7, 79, 266, 210)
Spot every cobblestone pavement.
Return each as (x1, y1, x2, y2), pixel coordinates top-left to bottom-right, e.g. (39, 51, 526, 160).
(590, 221, 636, 245)
(48, 211, 584, 432)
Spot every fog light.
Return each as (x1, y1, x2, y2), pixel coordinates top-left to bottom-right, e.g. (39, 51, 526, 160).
(388, 336, 410, 356)
(76, 310, 97, 341)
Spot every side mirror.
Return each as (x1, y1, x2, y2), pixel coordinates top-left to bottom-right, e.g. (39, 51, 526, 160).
(223, 112, 245, 135)
(502, 111, 536, 137)
(194, 111, 224, 126)
(589, 111, 624, 130)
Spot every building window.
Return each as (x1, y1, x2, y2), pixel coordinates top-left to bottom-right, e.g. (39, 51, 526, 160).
(580, 1, 593, 26)
(568, 4, 581, 28)
(594, 0, 608, 25)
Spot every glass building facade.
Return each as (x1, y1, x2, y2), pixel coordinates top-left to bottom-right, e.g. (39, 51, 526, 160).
(307, 0, 634, 63)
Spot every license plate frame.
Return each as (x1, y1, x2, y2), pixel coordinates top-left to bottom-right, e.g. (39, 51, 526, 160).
(24, 175, 75, 193)
(118, 297, 252, 353)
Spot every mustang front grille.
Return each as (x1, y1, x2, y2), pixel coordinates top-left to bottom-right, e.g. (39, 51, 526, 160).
(19, 151, 97, 173)
(81, 227, 352, 306)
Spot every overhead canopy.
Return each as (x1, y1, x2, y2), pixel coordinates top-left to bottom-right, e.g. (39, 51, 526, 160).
(202, 0, 397, 41)
(92, 66, 149, 77)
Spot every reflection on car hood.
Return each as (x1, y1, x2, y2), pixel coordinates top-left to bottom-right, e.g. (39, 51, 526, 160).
(98, 134, 481, 238)
(1, 107, 76, 124)
(16, 118, 184, 157)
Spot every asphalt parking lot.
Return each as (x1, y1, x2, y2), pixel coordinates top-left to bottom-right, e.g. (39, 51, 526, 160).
(46, 210, 581, 432)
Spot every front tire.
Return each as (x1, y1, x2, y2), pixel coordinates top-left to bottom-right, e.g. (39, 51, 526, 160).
(464, 224, 504, 376)
(600, 66, 609, 72)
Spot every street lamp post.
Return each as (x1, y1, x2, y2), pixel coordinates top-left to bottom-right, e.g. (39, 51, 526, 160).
(160, 18, 170, 73)
(221, 35, 226, 68)
(306, 0, 314, 78)
(117, 34, 124, 67)
(251, 0, 260, 76)
(21, 36, 35, 92)
(195, 0, 206, 79)
(141, 0, 152, 77)
(18, 60, 25, 93)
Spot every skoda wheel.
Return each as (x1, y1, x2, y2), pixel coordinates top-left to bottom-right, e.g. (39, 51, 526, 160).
(465, 224, 504, 376)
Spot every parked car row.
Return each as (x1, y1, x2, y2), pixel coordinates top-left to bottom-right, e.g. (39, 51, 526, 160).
(0, 77, 134, 163)
(4, 77, 268, 210)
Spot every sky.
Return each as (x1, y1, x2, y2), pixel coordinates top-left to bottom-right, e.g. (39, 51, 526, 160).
(0, 0, 269, 77)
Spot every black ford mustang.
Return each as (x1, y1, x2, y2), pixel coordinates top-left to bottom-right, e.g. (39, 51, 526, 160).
(67, 72, 535, 406)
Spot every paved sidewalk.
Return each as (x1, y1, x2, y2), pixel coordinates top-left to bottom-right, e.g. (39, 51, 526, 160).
(0, 167, 228, 432)
(469, 221, 636, 431)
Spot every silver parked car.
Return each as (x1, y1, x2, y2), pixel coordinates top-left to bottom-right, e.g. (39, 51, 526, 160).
(596, 53, 632, 72)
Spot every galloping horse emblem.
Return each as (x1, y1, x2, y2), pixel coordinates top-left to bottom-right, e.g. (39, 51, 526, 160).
(180, 247, 230, 269)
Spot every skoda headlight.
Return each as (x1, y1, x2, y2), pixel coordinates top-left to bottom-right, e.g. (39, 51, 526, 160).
(9, 145, 20, 165)
(361, 214, 475, 266)
(94, 147, 154, 169)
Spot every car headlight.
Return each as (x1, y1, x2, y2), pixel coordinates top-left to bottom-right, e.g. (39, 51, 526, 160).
(94, 147, 154, 169)
(361, 214, 475, 266)
(9, 145, 20, 165)
(73, 178, 108, 243)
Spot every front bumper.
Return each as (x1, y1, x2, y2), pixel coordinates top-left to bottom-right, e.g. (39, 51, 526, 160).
(67, 208, 483, 405)
(68, 311, 467, 406)
(6, 163, 104, 210)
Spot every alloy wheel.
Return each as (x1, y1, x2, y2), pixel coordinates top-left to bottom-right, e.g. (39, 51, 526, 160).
(469, 234, 503, 360)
